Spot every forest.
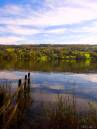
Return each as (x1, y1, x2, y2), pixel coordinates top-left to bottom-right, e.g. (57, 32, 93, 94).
(0, 44, 97, 61)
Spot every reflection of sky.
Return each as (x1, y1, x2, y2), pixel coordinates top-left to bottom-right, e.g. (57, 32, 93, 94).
(0, 71, 97, 83)
(0, 71, 97, 101)
(31, 73, 97, 101)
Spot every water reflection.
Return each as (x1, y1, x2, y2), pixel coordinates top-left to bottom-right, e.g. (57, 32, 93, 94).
(0, 60, 97, 110)
(0, 71, 97, 103)
(0, 59, 97, 73)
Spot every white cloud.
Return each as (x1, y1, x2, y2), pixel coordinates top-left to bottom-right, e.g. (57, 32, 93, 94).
(0, 1, 97, 26)
(2, 7, 97, 26)
(0, 4, 23, 15)
(6, 25, 40, 35)
(0, 24, 42, 36)
(69, 21, 97, 34)
(0, 0, 97, 44)
(46, 28, 67, 34)
(65, 34, 97, 44)
(0, 36, 24, 44)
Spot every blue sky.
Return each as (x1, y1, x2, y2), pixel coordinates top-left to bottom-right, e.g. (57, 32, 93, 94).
(0, 0, 97, 45)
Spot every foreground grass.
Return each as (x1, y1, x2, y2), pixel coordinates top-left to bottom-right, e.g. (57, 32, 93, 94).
(22, 95, 97, 129)
(1, 84, 97, 129)
(44, 96, 97, 129)
(0, 83, 32, 129)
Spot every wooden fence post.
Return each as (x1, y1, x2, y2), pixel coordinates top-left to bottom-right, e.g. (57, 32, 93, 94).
(17, 79, 22, 129)
(23, 75, 27, 108)
(18, 79, 21, 99)
(24, 75, 27, 94)
(28, 73, 30, 91)
(0, 74, 31, 129)
(0, 93, 4, 129)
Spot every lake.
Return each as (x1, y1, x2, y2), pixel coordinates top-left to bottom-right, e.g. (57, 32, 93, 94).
(0, 60, 97, 111)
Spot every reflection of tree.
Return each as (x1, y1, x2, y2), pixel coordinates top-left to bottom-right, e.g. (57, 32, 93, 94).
(84, 59, 91, 66)
(0, 59, 97, 73)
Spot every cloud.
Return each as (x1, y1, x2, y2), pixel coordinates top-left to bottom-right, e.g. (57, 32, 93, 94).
(0, 0, 97, 44)
(4, 25, 41, 35)
(0, 4, 23, 15)
(0, 36, 24, 44)
(0, 5, 97, 26)
(46, 28, 67, 34)
(1, 0, 97, 26)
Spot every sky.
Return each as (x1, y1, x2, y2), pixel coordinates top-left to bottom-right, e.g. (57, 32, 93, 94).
(0, 0, 97, 45)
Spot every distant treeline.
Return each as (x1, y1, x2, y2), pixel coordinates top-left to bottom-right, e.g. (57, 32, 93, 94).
(0, 44, 97, 61)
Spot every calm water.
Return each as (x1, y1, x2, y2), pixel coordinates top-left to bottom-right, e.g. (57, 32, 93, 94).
(1, 60, 97, 110)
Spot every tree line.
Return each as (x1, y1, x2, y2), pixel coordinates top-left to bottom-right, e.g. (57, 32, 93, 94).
(0, 45, 97, 61)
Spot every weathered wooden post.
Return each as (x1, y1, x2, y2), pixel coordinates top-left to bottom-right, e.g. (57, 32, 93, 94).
(24, 75, 27, 95)
(0, 93, 4, 129)
(28, 73, 30, 83)
(28, 73, 30, 91)
(18, 79, 21, 99)
(23, 75, 27, 109)
(17, 79, 22, 129)
(18, 79, 21, 87)
(25, 73, 31, 106)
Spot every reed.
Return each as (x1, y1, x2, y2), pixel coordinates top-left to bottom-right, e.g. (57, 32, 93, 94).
(43, 95, 97, 129)
(0, 73, 31, 129)
(1, 76, 97, 129)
